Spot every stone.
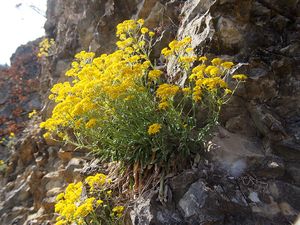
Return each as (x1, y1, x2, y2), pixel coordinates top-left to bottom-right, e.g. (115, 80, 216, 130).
(169, 170, 200, 202)
(41, 196, 57, 213)
(41, 170, 66, 192)
(64, 158, 85, 182)
(130, 192, 184, 225)
(286, 162, 300, 185)
(178, 180, 224, 224)
(57, 149, 73, 162)
(271, 139, 300, 160)
(255, 156, 285, 179)
(217, 17, 243, 48)
(209, 127, 264, 176)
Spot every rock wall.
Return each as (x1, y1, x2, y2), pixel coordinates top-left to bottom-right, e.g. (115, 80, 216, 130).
(0, 40, 42, 140)
(0, 0, 299, 224)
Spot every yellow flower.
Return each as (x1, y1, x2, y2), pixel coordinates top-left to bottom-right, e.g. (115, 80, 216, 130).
(204, 65, 215, 75)
(156, 84, 180, 101)
(85, 173, 108, 190)
(199, 56, 208, 62)
(28, 110, 37, 118)
(178, 56, 197, 64)
(185, 47, 193, 53)
(97, 199, 104, 205)
(221, 61, 234, 69)
(43, 132, 51, 139)
(158, 101, 169, 110)
(161, 48, 172, 57)
(169, 40, 178, 50)
(182, 36, 192, 44)
(137, 19, 144, 25)
(148, 123, 162, 135)
(112, 205, 125, 214)
(209, 67, 221, 77)
(141, 27, 149, 34)
(148, 69, 162, 81)
(139, 40, 146, 47)
(211, 57, 222, 65)
(9, 132, 15, 138)
(192, 65, 206, 74)
(56, 193, 65, 201)
(149, 31, 155, 37)
(232, 74, 248, 80)
(224, 88, 232, 95)
(86, 118, 97, 128)
(182, 87, 191, 95)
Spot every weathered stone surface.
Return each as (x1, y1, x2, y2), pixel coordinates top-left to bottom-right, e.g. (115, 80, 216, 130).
(0, 39, 42, 138)
(178, 180, 224, 223)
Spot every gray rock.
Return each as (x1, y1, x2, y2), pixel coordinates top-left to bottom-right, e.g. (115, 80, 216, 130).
(179, 180, 224, 224)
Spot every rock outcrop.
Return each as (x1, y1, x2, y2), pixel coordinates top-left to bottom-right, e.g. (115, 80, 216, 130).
(0, 0, 299, 224)
(0, 40, 42, 139)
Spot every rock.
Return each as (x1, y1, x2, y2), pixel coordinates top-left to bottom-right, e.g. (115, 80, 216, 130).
(169, 170, 200, 202)
(254, 156, 285, 179)
(64, 158, 85, 182)
(130, 195, 153, 225)
(286, 162, 300, 185)
(209, 127, 264, 176)
(247, 103, 287, 142)
(0, 206, 31, 225)
(268, 181, 300, 213)
(41, 170, 66, 192)
(271, 139, 300, 160)
(57, 149, 73, 162)
(217, 16, 243, 49)
(178, 180, 224, 224)
(41, 196, 57, 213)
(130, 192, 184, 225)
(0, 39, 42, 138)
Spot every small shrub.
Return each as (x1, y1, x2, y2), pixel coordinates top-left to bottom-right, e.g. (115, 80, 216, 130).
(40, 19, 247, 170)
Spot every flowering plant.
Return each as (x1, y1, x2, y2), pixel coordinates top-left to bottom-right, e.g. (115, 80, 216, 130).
(41, 19, 247, 171)
(54, 173, 124, 225)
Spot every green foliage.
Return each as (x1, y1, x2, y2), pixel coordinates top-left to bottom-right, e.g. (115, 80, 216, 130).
(41, 19, 247, 170)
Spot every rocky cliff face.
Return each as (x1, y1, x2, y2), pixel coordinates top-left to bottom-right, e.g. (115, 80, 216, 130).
(0, 0, 299, 224)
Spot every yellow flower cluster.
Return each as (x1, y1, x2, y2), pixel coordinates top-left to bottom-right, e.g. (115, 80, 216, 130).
(161, 37, 192, 57)
(40, 20, 163, 140)
(186, 57, 246, 102)
(160, 38, 247, 104)
(55, 173, 122, 225)
(156, 84, 180, 109)
(116, 19, 155, 50)
(148, 123, 162, 135)
(148, 69, 163, 81)
(28, 110, 37, 118)
(85, 173, 111, 191)
(112, 205, 125, 218)
(41, 19, 248, 175)
(55, 182, 85, 224)
(38, 38, 55, 57)
(40, 50, 149, 133)
(232, 74, 248, 80)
